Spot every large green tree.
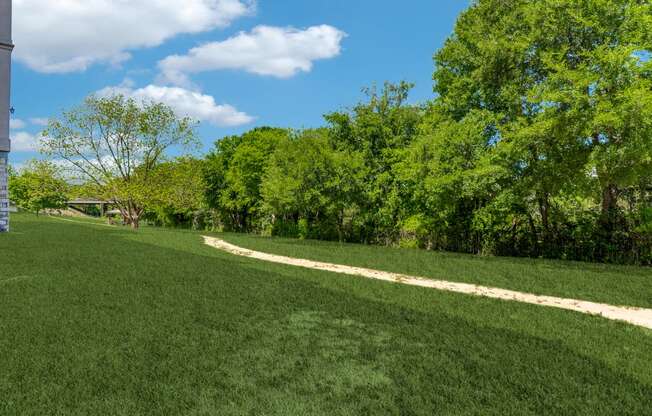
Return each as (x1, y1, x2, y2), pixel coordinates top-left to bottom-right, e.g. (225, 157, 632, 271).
(397, 107, 505, 253)
(41, 95, 197, 228)
(325, 82, 424, 243)
(432, 0, 652, 259)
(190, 0, 652, 264)
(262, 129, 365, 240)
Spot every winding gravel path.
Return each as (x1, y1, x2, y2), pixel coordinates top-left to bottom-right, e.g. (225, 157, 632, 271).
(203, 236, 652, 330)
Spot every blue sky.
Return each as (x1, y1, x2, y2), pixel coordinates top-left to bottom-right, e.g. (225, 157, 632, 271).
(9, 0, 469, 166)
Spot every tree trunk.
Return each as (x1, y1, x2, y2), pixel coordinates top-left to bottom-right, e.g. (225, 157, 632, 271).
(124, 200, 141, 230)
(601, 183, 618, 216)
(337, 208, 344, 242)
(592, 133, 621, 231)
(538, 195, 550, 233)
(538, 193, 551, 255)
(600, 183, 619, 231)
(527, 212, 539, 255)
(129, 206, 141, 229)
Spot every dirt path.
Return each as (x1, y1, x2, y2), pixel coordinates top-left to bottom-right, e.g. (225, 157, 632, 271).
(203, 236, 652, 330)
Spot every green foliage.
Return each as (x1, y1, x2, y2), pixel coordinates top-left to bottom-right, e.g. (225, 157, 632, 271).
(425, 0, 652, 262)
(201, 23, 652, 263)
(8, 160, 69, 215)
(143, 157, 207, 228)
(202, 84, 423, 243)
(203, 127, 290, 232)
(48, 1, 647, 264)
(324, 81, 424, 243)
(261, 129, 365, 240)
(396, 108, 505, 252)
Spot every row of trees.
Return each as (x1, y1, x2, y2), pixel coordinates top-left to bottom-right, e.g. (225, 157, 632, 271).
(203, 0, 652, 264)
(10, 0, 652, 264)
(8, 155, 205, 225)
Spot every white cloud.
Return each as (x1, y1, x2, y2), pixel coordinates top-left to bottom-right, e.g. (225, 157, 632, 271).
(9, 161, 26, 173)
(13, 0, 255, 73)
(9, 118, 26, 130)
(97, 83, 254, 127)
(10, 131, 41, 152)
(29, 118, 49, 127)
(158, 25, 346, 85)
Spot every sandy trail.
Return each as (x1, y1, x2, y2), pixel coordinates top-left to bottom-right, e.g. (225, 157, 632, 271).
(203, 236, 652, 330)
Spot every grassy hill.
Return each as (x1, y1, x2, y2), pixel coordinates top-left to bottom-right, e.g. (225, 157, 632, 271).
(1, 213, 651, 415)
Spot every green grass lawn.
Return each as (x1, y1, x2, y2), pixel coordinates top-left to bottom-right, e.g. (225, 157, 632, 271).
(1, 214, 652, 415)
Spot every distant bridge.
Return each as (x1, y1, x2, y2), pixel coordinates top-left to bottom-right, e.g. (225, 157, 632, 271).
(67, 199, 114, 216)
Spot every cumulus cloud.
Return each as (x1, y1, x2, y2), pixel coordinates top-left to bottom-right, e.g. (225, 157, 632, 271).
(10, 131, 41, 152)
(29, 118, 49, 127)
(13, 0, 255, 73)
(158, 25, 346, 86)
(97, 83, 254, 127)
(9, 118, 26, 130)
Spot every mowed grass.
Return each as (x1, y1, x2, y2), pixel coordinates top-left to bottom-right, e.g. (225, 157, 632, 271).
(217, 232, 652, 308)
(0, 214, 650, 415)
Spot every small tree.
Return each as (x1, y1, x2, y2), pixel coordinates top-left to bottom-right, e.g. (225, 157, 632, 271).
(41, 95, 197, 228)
(145, 157, 207, 227)
(9, 160, 69, 215)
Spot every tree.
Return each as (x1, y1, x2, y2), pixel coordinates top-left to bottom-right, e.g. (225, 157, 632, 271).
(145, 157, 206, 228)
(8, 160, 69, 215)
(432, 0, 652, 260)
(325, 82, 424, 243)
(261, 129, 365, 240)
(203, 127, 289, 231)
(397, 107, 506, 252)
(41, 95, 197, 228)
(178, 0, 652, 264)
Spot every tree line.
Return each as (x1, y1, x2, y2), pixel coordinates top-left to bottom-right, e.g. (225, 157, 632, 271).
(10, 0, 652, 264)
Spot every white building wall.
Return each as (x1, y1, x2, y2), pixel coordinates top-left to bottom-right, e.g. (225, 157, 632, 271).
(0, 0, 12, 232)
(0, 153, 8, 231)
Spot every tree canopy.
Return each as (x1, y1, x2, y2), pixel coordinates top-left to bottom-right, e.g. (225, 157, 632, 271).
(196, 0, 652, 263)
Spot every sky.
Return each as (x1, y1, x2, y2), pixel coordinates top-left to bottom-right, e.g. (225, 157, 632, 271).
(8, 0, 470, 167)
